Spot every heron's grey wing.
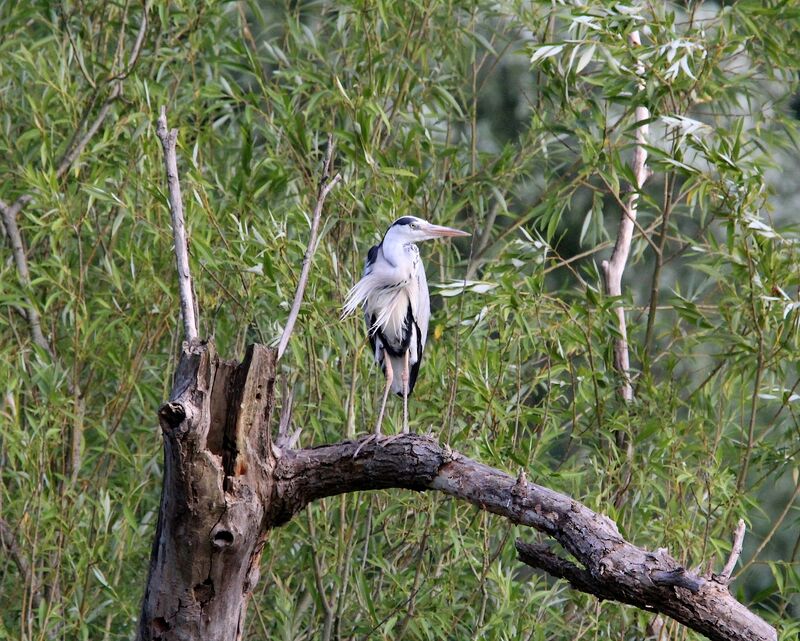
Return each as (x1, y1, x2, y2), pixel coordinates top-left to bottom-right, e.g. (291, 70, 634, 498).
(406, 259, 429, 395)
(415, 259, 430, 351)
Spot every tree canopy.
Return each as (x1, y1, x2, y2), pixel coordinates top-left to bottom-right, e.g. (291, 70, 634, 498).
(1, 1, 799, 639)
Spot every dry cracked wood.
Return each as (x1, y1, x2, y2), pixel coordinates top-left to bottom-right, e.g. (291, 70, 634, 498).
(139, 341, 277, 641)
(275, 439, 774, 641)
(138, 341, 776, 641)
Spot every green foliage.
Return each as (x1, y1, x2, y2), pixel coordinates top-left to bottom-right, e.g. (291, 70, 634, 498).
(1, 1, 799, 639)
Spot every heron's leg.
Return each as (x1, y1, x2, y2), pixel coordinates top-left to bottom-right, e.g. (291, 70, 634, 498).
(374, 362, 393, 436)
(401, 351, 410, 434)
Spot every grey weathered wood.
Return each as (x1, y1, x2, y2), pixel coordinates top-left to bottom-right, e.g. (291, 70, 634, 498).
(156, 107, 198, 342)
(138, 340, 775, 641)
(274, 437, 776, 641)
(138, 341, 276, 641)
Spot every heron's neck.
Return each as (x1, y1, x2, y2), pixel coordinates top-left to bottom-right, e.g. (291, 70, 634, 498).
(383, 238, 417, 268)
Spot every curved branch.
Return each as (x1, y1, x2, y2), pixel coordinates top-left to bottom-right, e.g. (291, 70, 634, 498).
(274, 435, 775, 641)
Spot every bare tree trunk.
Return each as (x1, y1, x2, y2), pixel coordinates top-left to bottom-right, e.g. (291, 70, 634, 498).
(138, 341, 276, 641)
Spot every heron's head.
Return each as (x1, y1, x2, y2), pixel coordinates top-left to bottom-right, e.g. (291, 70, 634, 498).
(385, 216, 470, 244)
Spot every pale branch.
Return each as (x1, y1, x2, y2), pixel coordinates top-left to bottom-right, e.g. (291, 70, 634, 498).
(0, 517, 41, 611)
(276, 135, 341, 361)
(273, 435, 775, 641)
(156, 106, 198, 342)
(601, 30, 650, 403)
(717, 519, 746, 585)
(0, 196, 51, 356)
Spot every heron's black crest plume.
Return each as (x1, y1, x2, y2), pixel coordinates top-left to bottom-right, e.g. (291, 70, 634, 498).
(391, 216, 417, 227)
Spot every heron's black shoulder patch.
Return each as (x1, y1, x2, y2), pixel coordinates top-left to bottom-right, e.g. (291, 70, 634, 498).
(366, 243, 381, 267)
(392, 216, 417, 227)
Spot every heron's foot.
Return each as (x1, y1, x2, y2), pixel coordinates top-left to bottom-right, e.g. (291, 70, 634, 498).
(381, 431, 413, 446)
(353, 433, 380, 458)
(373, 408, 387, 440)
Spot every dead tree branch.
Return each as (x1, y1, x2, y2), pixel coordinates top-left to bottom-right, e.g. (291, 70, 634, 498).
(156, 106, 198, 342)
(601, 30, 650, 403)
(139, 340, 775, 641)
(276, 136, 341, 361)
(278, 435, 775, 641)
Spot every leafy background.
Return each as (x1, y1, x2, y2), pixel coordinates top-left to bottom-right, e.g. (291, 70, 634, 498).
(1, 1, 799, 639)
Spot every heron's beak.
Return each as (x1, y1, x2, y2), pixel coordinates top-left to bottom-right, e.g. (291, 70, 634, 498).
(424, 223, 471, 238)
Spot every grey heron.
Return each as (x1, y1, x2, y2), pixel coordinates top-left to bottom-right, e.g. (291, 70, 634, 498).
(342, 216, 470, 435)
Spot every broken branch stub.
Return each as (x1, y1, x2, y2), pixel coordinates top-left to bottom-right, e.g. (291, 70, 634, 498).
(138, 341, 277, 641)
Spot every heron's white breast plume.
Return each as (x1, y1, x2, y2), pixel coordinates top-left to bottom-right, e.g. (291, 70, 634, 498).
(341, 272, 418, 341)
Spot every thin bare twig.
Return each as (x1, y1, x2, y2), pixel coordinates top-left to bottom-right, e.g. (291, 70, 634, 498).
(56, 7, 148, 179)
(276, 135, 341, 361)
(0, 196, 51, 356)
(156, 106, 198, 342)
(0, 517, 41, 611)
(717, 519, 746, 585)
(601, 30, 650, 403)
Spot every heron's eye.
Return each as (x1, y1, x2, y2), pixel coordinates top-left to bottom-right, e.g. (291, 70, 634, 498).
(410, 223, 419, 230)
